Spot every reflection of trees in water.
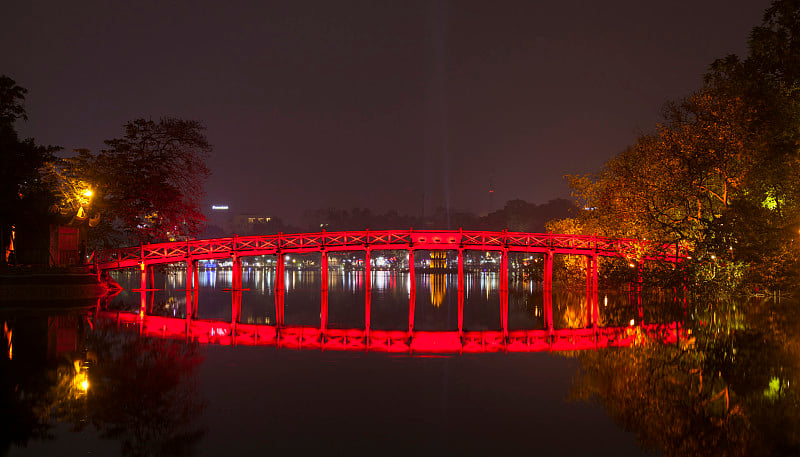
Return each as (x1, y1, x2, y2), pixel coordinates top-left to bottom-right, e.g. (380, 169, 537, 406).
(1, 348, 52, 452)
(552, 290, 589, 329)
(82, 328, 206, 456)
(2, 316, 206, 457)
(572, 297, 800, 457)
(1, 313, 91, 453)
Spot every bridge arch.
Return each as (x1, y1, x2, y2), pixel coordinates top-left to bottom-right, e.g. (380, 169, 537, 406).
(96, 229, 683, 353)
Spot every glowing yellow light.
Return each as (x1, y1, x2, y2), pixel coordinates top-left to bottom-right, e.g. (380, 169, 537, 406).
(81, 379, 89, 392)
(82, 188, 93, 198)
(711, 255, 716, 260)
(629, 319, 635, 326)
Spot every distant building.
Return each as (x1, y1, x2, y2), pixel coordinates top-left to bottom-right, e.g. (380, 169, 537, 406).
(229, 214, 273, 235)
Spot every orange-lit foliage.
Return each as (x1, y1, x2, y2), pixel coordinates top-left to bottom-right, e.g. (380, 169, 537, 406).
(564, 1, 800, 292)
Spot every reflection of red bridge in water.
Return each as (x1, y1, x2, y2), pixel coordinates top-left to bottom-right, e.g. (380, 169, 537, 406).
(96, 229, 685, 353)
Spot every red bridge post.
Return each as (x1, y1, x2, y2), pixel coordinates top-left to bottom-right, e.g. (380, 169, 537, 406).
(232, 254, 242, 335)
(585, 254, 601, 329)
(139, 261, 147, 319)
(408, 248, 415, 337)
(457, 248, 464, 337)
(186, 258, 194, 331)
(544, 285, 554, 345)
(321, 250, 328, 336)
(544, 249, 554, 337)
(276, 251, 285, 328)
(501, 247, 509, 340)
(192, 263, 199, 319)
(591, 253, 599, 329)
(585, 255, 592, 327)
(365, 247, 371, 340)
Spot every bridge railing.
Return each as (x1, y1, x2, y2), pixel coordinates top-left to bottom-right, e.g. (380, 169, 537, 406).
(96, 229, 683, 269)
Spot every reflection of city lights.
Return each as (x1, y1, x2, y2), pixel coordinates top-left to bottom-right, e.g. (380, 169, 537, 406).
(81, 379, 89, 392)
(429, 274, 446, 307)
(3, 322, 11, 361)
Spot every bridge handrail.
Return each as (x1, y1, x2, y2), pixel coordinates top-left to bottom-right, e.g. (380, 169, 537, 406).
(96, 229, 683, 269)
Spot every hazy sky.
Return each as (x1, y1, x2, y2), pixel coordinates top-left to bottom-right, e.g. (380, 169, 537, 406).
(2, 0, 772, 224)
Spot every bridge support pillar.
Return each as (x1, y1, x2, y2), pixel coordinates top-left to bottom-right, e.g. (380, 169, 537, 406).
(457, 249, 464, 337)
(544, 250, 554, 339)
(586, 254, 600, 329)
(501, 248, 509, 340)
(365, 248, 371, 340)
(276, 252, 285, 328)
(139, 262, 147, 319)
(193, 263, 199, 319)
(186, 258, 194, 331)
(591, 254, 599, 329)
(544, 285, 553, 344)
(408, 249, 415, 336)
(321, 251, 328, 336)
(232, 255, 242, 335)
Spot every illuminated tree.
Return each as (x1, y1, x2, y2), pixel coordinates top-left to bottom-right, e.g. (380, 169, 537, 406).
(566, 0, 800, 292)
(78, 118, 211, 246)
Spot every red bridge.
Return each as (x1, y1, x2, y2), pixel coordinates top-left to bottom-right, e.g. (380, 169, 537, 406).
(96, 229, 684, 353)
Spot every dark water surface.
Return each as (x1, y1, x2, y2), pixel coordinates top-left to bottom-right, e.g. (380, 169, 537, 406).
(6, 341, 649, 457)
(4, 261, 799, 456)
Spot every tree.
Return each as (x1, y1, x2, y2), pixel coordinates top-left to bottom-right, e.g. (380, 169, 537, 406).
(566, 0, 800, 292)
(0, 76, 60, 266)
(81, 118, 211, 246)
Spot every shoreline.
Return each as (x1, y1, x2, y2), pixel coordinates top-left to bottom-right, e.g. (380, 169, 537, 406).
(0, 268, 111, 302)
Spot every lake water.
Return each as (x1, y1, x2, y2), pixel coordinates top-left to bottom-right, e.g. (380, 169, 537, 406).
(2, 261, 798, 456)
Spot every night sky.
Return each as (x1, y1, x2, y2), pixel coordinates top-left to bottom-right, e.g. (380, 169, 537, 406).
(2, 0, 772, 225)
